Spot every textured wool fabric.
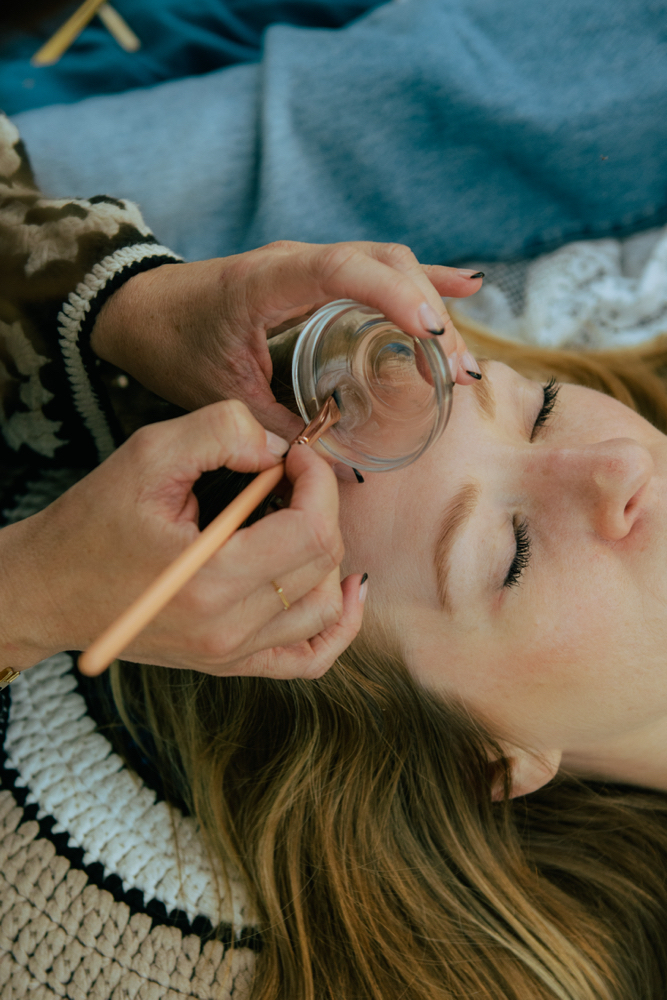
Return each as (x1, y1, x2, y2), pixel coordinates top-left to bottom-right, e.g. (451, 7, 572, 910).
(0, 669, 258, 1000)
(13, 0, 667, 265)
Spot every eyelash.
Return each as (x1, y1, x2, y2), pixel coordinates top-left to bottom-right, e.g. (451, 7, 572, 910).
(504, 519, 531, 588)
(531, 376, 561, 438)
(503, 379, 561, 589)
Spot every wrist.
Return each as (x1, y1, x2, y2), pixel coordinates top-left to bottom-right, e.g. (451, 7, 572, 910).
(90, 269, 142, 370)
(90, 264, 182, 372)
(0, 515, 68, 670)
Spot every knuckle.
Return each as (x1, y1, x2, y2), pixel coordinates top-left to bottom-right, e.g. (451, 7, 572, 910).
(301, 512, 343, 569)
(198, 632, 234, 663)
(219, 397, 250, 420)
(214, 398, 255, 438)
(382, 242, 416, 267)
(261, 239, 301, 254)
(127, 422, 163, 462)
(315, 589, 344, 631)
(317, 243, 359, 281)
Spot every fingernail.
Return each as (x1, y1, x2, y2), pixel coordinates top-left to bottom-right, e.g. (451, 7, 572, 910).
(418, 302, 445, 336)
(456, 269, 485, 279)
(461, 351, 482, 378)
(352, 468, 364, 483)
(447, 353, 459, 381)
(359, 572, 369, 603)
(265, 430, 290, 457)
(333, 462, 358, 482)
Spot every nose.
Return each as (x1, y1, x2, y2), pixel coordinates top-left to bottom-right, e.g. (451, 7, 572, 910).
(547, 439, 654, 541)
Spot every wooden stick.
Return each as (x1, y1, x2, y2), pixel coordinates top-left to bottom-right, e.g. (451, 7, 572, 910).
(78, 463, 285, 676)
(98, 3, 141, 52)
(32, 0, 107, 66)
(78, 396, 340, 677)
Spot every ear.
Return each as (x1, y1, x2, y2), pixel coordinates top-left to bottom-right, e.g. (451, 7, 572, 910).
(491, 747, 562, 801)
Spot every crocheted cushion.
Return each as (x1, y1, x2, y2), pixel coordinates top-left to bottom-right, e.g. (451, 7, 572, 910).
(0, 654, 259, 1000)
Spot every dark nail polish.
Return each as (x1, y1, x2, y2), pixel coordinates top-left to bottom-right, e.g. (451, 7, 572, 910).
(467, 370, 482, 380)
(353, 468, 364, 483)
(428, 328, 445, 336)
(469, 271, 485, 279)
(360, 572, 368, 585)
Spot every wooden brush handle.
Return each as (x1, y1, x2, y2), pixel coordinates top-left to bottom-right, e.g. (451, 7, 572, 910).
(78, 463, 285, 676)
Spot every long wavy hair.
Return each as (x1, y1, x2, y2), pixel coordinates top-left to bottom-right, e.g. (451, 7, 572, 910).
(110, 320, 667, 1000)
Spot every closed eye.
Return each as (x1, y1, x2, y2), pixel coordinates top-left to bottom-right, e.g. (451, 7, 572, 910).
(503, 518, 531, 589)
(503, 378, 560, 590)
(531, 377, 561, 439)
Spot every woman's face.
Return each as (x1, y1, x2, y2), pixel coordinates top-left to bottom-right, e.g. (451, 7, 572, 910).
(338, 361, 667, 778)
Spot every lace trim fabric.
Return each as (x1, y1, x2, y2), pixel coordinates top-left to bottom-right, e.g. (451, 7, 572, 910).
(453, 225, 667, 350)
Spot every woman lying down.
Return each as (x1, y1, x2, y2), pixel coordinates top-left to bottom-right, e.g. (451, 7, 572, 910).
(161, 330, 667, 1000)
(4, 118, 667, 1000)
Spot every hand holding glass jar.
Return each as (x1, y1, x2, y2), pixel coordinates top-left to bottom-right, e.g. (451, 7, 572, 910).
(90, 240, 484, 443)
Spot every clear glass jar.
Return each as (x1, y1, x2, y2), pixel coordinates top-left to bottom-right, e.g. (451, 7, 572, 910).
(285, 299, 453, 473)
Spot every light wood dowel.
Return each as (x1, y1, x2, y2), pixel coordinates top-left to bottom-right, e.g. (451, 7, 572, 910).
(98, 3, 141, 52)
(32, 0, 107, 66)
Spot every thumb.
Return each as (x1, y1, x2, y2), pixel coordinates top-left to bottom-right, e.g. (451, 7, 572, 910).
(131, 399, 289, 500)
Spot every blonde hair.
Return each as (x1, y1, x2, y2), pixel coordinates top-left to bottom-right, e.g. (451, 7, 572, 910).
(110, 324, 667, 1000)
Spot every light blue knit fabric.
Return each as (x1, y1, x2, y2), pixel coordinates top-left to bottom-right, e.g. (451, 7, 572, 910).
(13, 0, 667, 265)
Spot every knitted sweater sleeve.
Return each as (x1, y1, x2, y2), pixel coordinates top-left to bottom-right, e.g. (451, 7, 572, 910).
(0, 114, 183, 469)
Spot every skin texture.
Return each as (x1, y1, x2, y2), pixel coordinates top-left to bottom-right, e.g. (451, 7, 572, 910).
(338, 361, 667, 795)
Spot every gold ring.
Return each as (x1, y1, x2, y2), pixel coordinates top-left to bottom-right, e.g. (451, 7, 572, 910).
(271, 581, 291, 611)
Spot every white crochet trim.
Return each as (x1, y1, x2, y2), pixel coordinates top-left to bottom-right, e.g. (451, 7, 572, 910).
(57, 243, 182, 462)
(5, 654, 255, 929)
(453, 224, 667, 350)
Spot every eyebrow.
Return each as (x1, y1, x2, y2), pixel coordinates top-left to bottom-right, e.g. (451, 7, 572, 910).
(471, 359, 495, 419)
(433, 479, 481, 611)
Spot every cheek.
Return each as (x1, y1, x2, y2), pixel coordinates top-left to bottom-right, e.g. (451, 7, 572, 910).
(433, 558, 651, 749)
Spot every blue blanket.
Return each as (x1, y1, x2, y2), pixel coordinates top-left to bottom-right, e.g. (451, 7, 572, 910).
(12, 0, 667, 265)
(1, 0, 380, 114)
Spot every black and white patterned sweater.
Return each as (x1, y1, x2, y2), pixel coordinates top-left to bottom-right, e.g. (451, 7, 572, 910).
(0, 115, 259, 999)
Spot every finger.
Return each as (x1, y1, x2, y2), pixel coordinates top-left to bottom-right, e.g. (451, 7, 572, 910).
(437, 308, 483, 386)
(241, 565, 344, 653)
(283, 441, 341, 521)
(301, 571, 366, 678)
(229, 572, 366, 680)
(420, 263, 484, 299)
(240, 241, 464, 347)
(198, 445, 342, 613)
